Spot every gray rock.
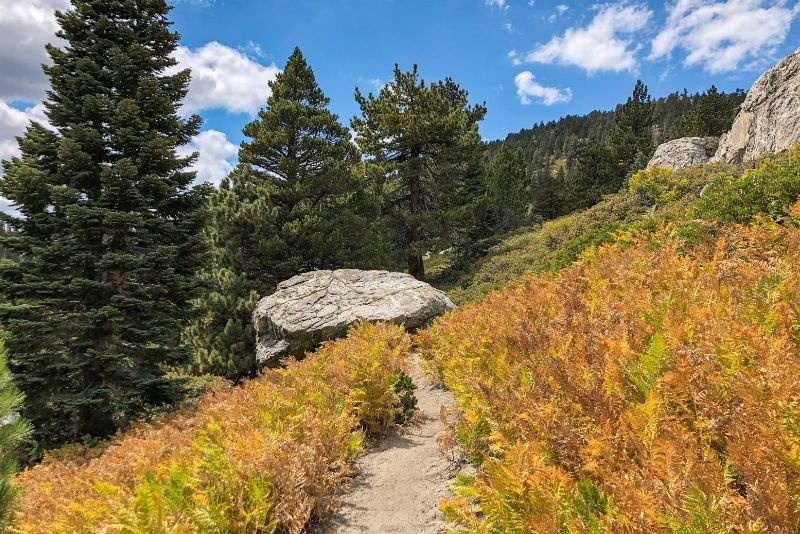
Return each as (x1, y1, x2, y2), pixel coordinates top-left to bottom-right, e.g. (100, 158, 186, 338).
(713, 48, 800, 163)
(253, 269, 455, 363)
(648, 137, 711, 169)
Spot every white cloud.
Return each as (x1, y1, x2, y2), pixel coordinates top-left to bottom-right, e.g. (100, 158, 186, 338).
(486, 0, 510, 9)
(650, 0, 799, 73)
(0, 102, 48, 162)
(514, 71, 572, 105)
(503, 22, 514, 32)
(173, 42, 280, 116)
(178, 130, 238, 186)
(508, 50, 523, 65)
(0, 0, 68, 101)
(547, 4, 569, 22)
(528, 3, 652, 73)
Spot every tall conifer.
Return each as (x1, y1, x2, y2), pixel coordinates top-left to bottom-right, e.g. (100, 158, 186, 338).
(0, 0, 207, 448)
(352, 66, 486, 280)
(185, 48, 378, 377)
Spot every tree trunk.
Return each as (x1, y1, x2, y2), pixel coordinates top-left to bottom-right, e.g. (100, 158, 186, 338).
(408, 172, 425, 281)
(408, 251, 425, 281)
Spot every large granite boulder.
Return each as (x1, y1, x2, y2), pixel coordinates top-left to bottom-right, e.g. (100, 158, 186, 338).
(648, 137, 711, 169)
(253, 269, 455, 363)
(713, 48, 800, 164)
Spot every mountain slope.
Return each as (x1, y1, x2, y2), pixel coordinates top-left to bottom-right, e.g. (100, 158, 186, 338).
(420, 148, 800, 532)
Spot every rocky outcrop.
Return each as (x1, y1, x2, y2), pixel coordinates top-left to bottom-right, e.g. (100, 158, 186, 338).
(713, 48, 800, 163)
(648, 137, 711, 169)
(253, 269, 455, 364)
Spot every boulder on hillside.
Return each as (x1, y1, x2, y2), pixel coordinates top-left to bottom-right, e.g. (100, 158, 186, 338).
(713, 48, 800, 163)
(647, 137, 711, 169)
(253, 269, 455, 364)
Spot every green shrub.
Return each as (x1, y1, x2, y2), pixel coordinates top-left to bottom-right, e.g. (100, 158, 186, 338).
(629, 166, 689, 205)
(393, 372, 418, 423)
(695, 145, 800, 223)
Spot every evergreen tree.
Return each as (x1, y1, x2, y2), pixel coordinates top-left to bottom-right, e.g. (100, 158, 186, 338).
(352, 65, 486, 280)
(448, 156, 498, 269)
(680, 85, 744, 137)
(532, 167, 564, 220)
(185, 48, 378, 377)
(0, 338, 31, 529)
(485, 146, 529, 231)
(611, 80, 654, 171)
(0, 0, 207, 448)
(564, 142, 620, 210)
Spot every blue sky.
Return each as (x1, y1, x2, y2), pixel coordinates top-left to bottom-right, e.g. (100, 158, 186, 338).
(1, 0, 799, 187)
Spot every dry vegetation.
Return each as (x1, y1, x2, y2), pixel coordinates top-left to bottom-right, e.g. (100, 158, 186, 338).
(420, 212, 800, 532)
(11, 323, 412, 533)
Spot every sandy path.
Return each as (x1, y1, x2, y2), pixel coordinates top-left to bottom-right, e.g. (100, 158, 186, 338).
(313, 355, 456, 533)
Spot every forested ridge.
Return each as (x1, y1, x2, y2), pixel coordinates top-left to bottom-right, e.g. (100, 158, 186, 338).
(1, 0, 798, 532)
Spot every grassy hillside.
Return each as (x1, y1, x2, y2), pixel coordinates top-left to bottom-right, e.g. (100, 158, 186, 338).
(436, 160, 767, 304)
(420, 148, 800, 532)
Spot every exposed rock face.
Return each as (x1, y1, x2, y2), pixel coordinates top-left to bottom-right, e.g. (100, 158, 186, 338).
(647, 137, 710, 169)
(713, 48, 800, 163)
(253, 269, 455, 363)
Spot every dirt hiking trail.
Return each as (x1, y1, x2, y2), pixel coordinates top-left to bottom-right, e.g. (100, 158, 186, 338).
(313, 355, 458, 533)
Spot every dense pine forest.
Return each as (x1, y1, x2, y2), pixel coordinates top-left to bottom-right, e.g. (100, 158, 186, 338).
(3, 0, 800, 532)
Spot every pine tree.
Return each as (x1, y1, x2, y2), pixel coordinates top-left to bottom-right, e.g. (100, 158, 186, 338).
(680, 85, 744, 137)
(611, 80, 654, 171)
(0, 338, 31, 529)
(485, 146, 529, 231)
(0, 0, 207, 448)
(185, 48, 378, 377)
(352, 65, 486, 280)
(565, 141, 621, 210)
(532, 167, 564, 220)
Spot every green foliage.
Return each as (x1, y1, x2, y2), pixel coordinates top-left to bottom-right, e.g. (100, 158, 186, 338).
(694, 146, 800, 223)
(186, 48, 380, 377)
(663, 485, 733, 534)
(437, 159, 748, 305)
(629, 166, 691, 205)
(0, 338, 31, 529)
(0, 0, 208, 448)
(393, 372, 418, 424)
(485, 146, 530, 231)
(441, 191, 649, 304)
(679, 85, 745, 137)
(564, 141, 623, 210)
(560, 479, 614, 534)
(627, 332, 667, 403)
(488, 85, 744, 226)
(352, 64, 487, 280)
(611, 80, 655, 173)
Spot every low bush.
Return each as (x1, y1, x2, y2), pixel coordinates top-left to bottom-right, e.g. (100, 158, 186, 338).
(628, 166, 689, 205)
(11, 323, 412, 533)
(420, 217, 800, 532)
(695, 145, 800, 223)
